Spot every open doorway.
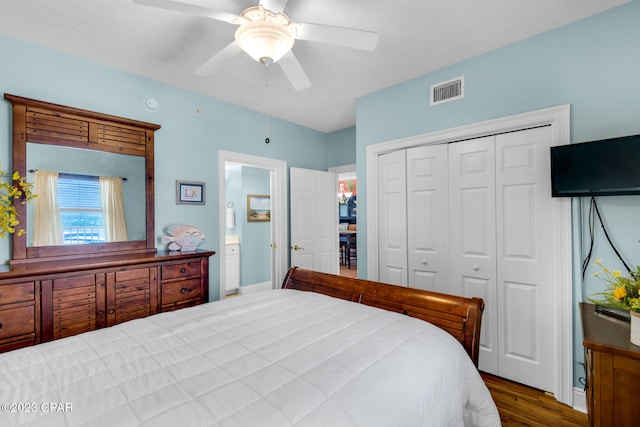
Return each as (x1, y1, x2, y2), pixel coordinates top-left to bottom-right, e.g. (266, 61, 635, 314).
(330, 164, 357, 278)
(218, 151, 288, 300)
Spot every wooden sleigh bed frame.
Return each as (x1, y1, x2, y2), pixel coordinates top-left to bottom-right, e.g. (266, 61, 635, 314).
(282, 267, 485, 367)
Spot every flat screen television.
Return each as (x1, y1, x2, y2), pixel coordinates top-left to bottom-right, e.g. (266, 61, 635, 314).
(550, 134, 640, 197)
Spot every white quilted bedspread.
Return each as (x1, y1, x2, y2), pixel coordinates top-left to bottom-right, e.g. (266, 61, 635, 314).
(0, 289, 500, 427)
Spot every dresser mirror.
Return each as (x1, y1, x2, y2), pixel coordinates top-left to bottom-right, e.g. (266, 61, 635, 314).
(25, 143, 147, 246)
(5, 94, 160, 265)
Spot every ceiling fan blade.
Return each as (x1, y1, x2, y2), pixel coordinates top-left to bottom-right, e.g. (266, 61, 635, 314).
(293, 22, 378, 51)
(259, 0, 289, 14)
(133, 0, 243, 24)
(278, 51, 311, 91)
(194, 41, 243, 77)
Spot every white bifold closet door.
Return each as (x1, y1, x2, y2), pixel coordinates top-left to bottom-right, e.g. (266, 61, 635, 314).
(377, 126, 555, 393)
(377, 150, 408, 286)
(406, 144, 450, 293)
(377, 144, 449, 291)
(448, 136, 499, 374)
(494, 126, 554, 391)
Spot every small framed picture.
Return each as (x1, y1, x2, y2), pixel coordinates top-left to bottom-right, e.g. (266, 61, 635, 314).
(247, 194, 270, 222)
(176, 180, 205, 205)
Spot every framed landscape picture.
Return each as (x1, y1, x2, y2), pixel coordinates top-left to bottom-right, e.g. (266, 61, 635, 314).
(247, 194, 270, 222)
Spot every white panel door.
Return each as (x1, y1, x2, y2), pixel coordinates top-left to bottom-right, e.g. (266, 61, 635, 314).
(448, 136, 498, 375)
(495, 126, 555, 392)
(406, 144, 449, 292)
(290, 167, 337, 274)
(377, 150, 408, 286)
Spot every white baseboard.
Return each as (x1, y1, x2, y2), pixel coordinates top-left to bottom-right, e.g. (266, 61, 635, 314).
(238, 281, 272, 295)
(573, 387, 587, 413)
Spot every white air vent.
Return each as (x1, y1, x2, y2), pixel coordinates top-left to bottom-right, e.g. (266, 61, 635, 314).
(430, 76, 464, 106)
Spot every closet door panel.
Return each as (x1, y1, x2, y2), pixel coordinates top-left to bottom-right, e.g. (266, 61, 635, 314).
(377, 151, 407, 286)
(495, 126, 555, 392)
(406, 144, 449, 292)
(449, 136, 498, 374)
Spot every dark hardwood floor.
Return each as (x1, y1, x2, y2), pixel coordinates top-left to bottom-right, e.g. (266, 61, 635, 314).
(481, 373, 588, 426)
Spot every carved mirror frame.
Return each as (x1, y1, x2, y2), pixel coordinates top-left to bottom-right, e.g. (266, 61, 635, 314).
(5, 94, 160, 265)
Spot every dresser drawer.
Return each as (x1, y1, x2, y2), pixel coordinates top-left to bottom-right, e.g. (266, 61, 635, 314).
(161, 278, 202, 306)
(0, 338, 35, 353)
(0, 305, 35, 340)
(116, 267, 151, 283)
(0, 282, 35, 305)
(161, 261, 201, 280)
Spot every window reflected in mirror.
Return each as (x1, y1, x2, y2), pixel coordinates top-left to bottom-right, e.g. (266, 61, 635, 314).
(58, 174, 105, 244)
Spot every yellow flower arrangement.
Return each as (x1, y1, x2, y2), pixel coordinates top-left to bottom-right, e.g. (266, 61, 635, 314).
(0, 168, 36, 238)
(588, 259, 640, 313)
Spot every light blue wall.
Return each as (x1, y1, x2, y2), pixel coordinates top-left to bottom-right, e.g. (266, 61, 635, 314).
(0, 33, 328, 300)
(356, 1, 640, 388)
(580, 196, 640, 297)
(325, 126, 356, 168)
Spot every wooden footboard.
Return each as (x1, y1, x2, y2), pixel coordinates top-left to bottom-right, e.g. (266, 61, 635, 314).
(282, 267, 485, 367)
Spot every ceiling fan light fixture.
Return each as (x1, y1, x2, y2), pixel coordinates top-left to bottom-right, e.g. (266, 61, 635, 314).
(235, 20, 294, 64)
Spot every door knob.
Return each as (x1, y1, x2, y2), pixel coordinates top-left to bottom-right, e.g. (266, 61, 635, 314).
(291, 245, 304, 251)
(472, 265, 480, 271)
(421, 259, 428, 265)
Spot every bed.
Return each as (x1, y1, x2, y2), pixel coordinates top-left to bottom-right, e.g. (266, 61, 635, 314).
(0, 267, 500, 426)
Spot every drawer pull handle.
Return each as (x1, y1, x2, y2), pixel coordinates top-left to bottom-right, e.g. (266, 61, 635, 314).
(180, 287, 189, 294)
(107, 308, 115, 315)
(0, 322, 3, 329)
(180, 267, 187, 273)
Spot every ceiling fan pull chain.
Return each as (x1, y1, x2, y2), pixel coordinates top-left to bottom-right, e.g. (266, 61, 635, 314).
(264, 61, 271, 144)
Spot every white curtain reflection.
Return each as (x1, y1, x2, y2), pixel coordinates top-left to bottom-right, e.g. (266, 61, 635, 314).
(100, 177, 128, 242)
(32, 170, 63, 246)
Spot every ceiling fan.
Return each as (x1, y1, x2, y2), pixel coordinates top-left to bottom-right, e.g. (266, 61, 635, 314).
(133, 0, 378, 91)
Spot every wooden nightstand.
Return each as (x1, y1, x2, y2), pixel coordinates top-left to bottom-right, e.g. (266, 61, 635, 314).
(581, 303, 640, 426)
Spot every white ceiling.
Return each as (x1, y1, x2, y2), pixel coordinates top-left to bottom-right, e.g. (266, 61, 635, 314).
(0, 0, 629, 133)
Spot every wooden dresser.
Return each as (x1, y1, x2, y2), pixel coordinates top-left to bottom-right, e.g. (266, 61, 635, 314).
(581, 302, 640, 426)
(0, 96, 214, 355)
(0, 250, 214, 353)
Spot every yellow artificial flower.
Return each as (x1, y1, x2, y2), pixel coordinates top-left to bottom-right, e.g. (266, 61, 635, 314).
(614, 285, 627, 300)
(0, 166, 35, 238)
(588, 261, 640, 313)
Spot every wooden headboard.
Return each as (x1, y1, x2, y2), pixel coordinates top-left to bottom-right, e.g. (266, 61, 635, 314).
(282, 267, 485, 367)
